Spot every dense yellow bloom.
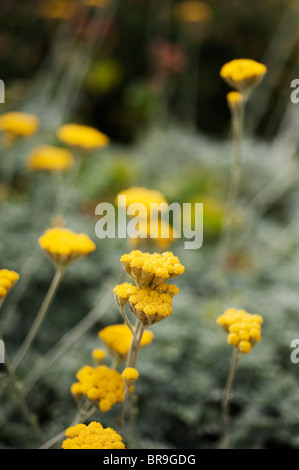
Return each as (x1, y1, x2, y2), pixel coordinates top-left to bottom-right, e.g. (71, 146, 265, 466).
(120, 250, 185, 288)
(98, 323, 154, 359)
(62, 421, 125, 449)
(117, 186, 168, 213)
(71, 365, 124, 412)
(27, 145, 74, 172)
(220, 59, 267, 93)
(0, 270, 19, 299)
(122, 367, 139, 381)
(39, 227, 96, 270)
(217, 308, 263, 354)
(56, 123, 109, 150)
(173, 1, 212, 23)
(127, 286, 175, 327)
(0, 112, 39, 138)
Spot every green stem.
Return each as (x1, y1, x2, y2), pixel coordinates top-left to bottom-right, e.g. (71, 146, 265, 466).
(221, 347, 240, 448)
(12, 268, 64, 373)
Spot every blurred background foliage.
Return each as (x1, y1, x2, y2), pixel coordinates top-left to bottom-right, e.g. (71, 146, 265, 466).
(1, 0, 299, 450)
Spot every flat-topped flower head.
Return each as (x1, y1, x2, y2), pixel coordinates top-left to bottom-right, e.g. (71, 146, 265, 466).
(56, 123, 109, 151)
(98, 323, 154, 359)
(71, 364, 124, 412)
(0, 111, 39, 139)
(128, 286, 175, 327)
(0, 269, 19, 300)
(120, 250, 185, 288)
(39, 227, 96, 270)
(62, 421, 125, 449)
(220, 59, 267, 94)
(27, 145, 74, 172)
(217, 308, 263, 354)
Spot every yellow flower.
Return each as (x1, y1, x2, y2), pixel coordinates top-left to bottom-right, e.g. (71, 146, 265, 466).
(38, 0, 75, 19)
(226, 91, 243, 110)
(71, 364, 124, 411)
(39, 227, 96, 270)
(0, 111, 39, 139)
(27, 145, 74, 172)
(173, 1, 212, 23)
(128, 218, 178, 250)
(120, 250, 185, 289)
(117, 186, 168, 214)
(127, 286, 175, 326)
(220, 59, 267, 93)
(217, 308, 263, 354)
(98, 323, 154, 359)
(62, 421, 125, 449)
(0, 269, 19, 300)
(122, 367, 139, 393)
(91, 348, 106, 364)
(56, 123, 109, 151)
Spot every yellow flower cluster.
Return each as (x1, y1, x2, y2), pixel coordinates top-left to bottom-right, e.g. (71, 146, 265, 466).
(98, 323, 154, 358)
(120, 250, 185, 289)
(0, 269, 19, 299)
(220, 59, 267, 93)
(27, 145, 74, 172)
(0, 111, 39, 139)
(39, 227, 96, 270)
(57, 123, 109, 151)
(125, 286, 174, 327)
(71, 364, 124, 412)
(217, 308, 263, 354)
(62, 421, 125, 449)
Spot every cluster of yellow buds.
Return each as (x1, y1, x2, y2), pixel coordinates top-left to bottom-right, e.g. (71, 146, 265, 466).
(62, 421, 125, 449)
(71, 364, 124, 412)
(39, 227, 96, 270)
(114, 250, 184, 327)
(0, 269, 19, 300)
(98, 323, 154, 360)
(217, 308, 263, 354)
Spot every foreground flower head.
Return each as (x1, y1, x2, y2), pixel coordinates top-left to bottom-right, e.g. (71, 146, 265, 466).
(217, 308, 263, 354)
(120, 250, 185, 288)
(0, 269, 19, 300)
(220, 59, 267, 94)
(56, 123, 109, 151)
(62, 421, 125, 449)
(39, 227, 96, 270)
(98, 323, 154, 358)
(27, 145, 74, 172)
(127, 286, 175, 326)
(71, 364, 124, 412)
(0, 111, 39, 139)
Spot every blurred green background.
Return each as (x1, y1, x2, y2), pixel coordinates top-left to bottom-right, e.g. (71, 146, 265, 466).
(1, 0, 299, 450)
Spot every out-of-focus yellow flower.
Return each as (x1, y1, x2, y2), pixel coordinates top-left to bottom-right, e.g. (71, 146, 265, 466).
(38, 0, 76, 19)
(128, 218, 178, 250)
(0, 269, 19, 300)
(217, 308, 263, 354)
(39, 227, 96, 270)
(91, 348, 107, 364)
(56, 123, 109, 151)
(0, 112, 39, 139)
(120, 250, 185, 289)
(27, 145, 74, 172)
(117, 186, 168, 214)
(226, 91, 243, 110)
(98, 323, 154, 359)
(173, 1, 212, 23)
(86, 59, 123, 94)
(71, 364, 124, 412)
(62, 421, 125, 449)
(81, 0, 112, 7)
(220, 59, 267, 94)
